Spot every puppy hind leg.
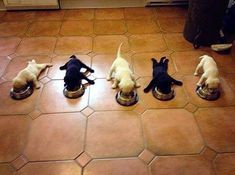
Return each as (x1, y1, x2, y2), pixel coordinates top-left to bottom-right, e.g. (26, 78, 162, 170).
(194, 61, 203, 76)
(151, 58, 158, 68)
(107, 64, 115, 81)
(32, 75, 40, 89)
(111, 79, 118, 89)
(81, 74, 95, 84)
(163, 59, 169, 71)
(144, 79, 156, 93)
(159, 57, 166, 65)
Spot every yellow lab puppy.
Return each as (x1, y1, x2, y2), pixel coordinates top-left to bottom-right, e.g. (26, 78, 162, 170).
(107, 43, 140, 93)
(13, 59, 52, 90)
(194, 55, 220, 90)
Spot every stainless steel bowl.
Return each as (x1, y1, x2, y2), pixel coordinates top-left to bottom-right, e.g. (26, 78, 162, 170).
(63, 85, 85, 99)
(10, 85, 34, 100)
(196, 86, 220, 101)
(152, 87, 175, 101)
(115, 90, 138, 106)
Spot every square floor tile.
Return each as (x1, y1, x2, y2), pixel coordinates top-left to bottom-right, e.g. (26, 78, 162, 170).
(94, 20, 126, 35)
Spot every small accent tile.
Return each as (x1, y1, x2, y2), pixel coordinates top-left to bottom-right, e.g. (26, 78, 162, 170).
(11, 155, 28, 170)
(81, 107, 94, 117)
(138, 149, 155, 164)
(28, 109, 41, 120)
(76, 152, 92, 167)
(184, 103, 198, 113)
(39, 77, 51, 84)
(201, 147, 217, 161)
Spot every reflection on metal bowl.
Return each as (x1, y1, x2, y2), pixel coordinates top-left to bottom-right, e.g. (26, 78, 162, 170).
(115, 90, 138, 106)
(152, 87, 175, 101)
(196, 86, 220, 101)
(10, 85, 34, 100)
(63, 85, 85, 99)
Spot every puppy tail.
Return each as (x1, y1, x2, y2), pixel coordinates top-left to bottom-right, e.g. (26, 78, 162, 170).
(117, 42, 123, 58)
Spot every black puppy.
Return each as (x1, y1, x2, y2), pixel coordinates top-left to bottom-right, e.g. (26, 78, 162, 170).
(144, 57, 183, 94)
(60, 55, 95, 91)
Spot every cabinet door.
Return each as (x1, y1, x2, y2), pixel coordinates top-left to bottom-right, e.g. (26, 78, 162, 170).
(3, 0, 59, 9)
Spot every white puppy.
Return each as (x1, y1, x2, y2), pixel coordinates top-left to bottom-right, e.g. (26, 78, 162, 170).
(194, 55, 220, 90)
(13, 59, 52, 90)
(107, 43, 140, 93)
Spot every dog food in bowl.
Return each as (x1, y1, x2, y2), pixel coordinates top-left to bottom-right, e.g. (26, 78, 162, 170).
(152, 87, 175, 101)
(196, 85, 220, 101)
(10, 85, 34, 100)
(63, 85, 85, 99)
(115, 90, 138, 106)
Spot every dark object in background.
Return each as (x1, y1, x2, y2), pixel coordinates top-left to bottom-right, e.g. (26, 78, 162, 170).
(184, 0, 229, 48)
(223, 4, 235, 33)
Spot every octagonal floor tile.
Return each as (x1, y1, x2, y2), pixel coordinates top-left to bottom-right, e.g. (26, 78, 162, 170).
(35, 10, 65, 21)
(48, 55, 91, 80)
(164, 33, 193, 51)
(129, 34, 167, 53)
(64, 9, 94, 20)
(132, 51, 175, 77)
(212, 52, 235, 74)
(158, 18, 185, 33)
(214, 153, 235, 175)
(86, 111, 144, 158)
(0, 164, 15, 175)
(195, 107, 235, 152)
(0, 37, 21, 56)
(151, 155, 214, 175)
(126, 19, 161, 34)
(95, 8, 124, 20)
(0, 22, 28, 37)
(155, 6, 187, 18)
(89, 79, 136, 111)
(24, 113, 86, 161)
(171, 51, 209, 76)
(124, 7, 154, 19)
(93, 35, 129, 54)
(16, 37, 56, 56)
(27, 21, 61, 37)
(17, 161, 82, 175)
(55, 36, 92, 55)
(91, 54, 131, 78)
(94, 20, 126, 35)
(142, 109, 204, 155)
(137, 77, 188, 109)
(3, 56, 51, 81)
(60, 20, 93, 36)
(0, 82, 41, 115)
(39, 80, 89, 113)
(0, 56, 10, 77)
(84, 158, 148, 175)
(0, 115, 30, 162)
(183, 76, 235, 107)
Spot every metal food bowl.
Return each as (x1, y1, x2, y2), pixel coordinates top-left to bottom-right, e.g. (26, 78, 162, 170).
(115, 90, 138, 106)
(63, 85, 85, 99)
(152, 87, 175, 101)
(10, 85, 34, 100)
(196, 86, 220, 101)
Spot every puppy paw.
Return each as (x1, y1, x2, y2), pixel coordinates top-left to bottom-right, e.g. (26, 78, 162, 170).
(47, 63, 53, 67)
(194, 72, 199, 76)
(143, 88, 149, 93)
(135, 83, 141, 88)
(106, 77, 112, 81)
(177, 81, 183, 86)
(90, 69, 95, 73)
(35, 85, 41, 89)
(111, 84, 117, 89)
(89, 80, 95, 85)
(196, 83, 202, 87)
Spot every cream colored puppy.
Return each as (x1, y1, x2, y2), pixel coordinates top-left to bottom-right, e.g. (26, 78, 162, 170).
(194, 55, 220, 90)
(13, 59, 52, 90)
(107, 43, 140, 93)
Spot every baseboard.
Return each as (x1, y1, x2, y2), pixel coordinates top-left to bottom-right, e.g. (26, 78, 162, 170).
(60, 0, 146, 9)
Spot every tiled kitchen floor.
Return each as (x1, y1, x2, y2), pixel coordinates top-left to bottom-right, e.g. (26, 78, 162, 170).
(0, 7, 235, 175)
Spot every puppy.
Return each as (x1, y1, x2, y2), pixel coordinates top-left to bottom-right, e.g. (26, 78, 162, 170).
(60, 55, 95, 91)
(13, 59, 52, 91)
(107, 43, 140, 94)
(194, 55, 220, 91)
(144, 57, 183, 94)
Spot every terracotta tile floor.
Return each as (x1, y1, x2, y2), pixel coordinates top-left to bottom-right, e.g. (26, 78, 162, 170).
(0, 7, 235, 175)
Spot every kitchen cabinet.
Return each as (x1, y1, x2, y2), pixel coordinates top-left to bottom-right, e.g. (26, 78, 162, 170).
(3, 0, 59, 10)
